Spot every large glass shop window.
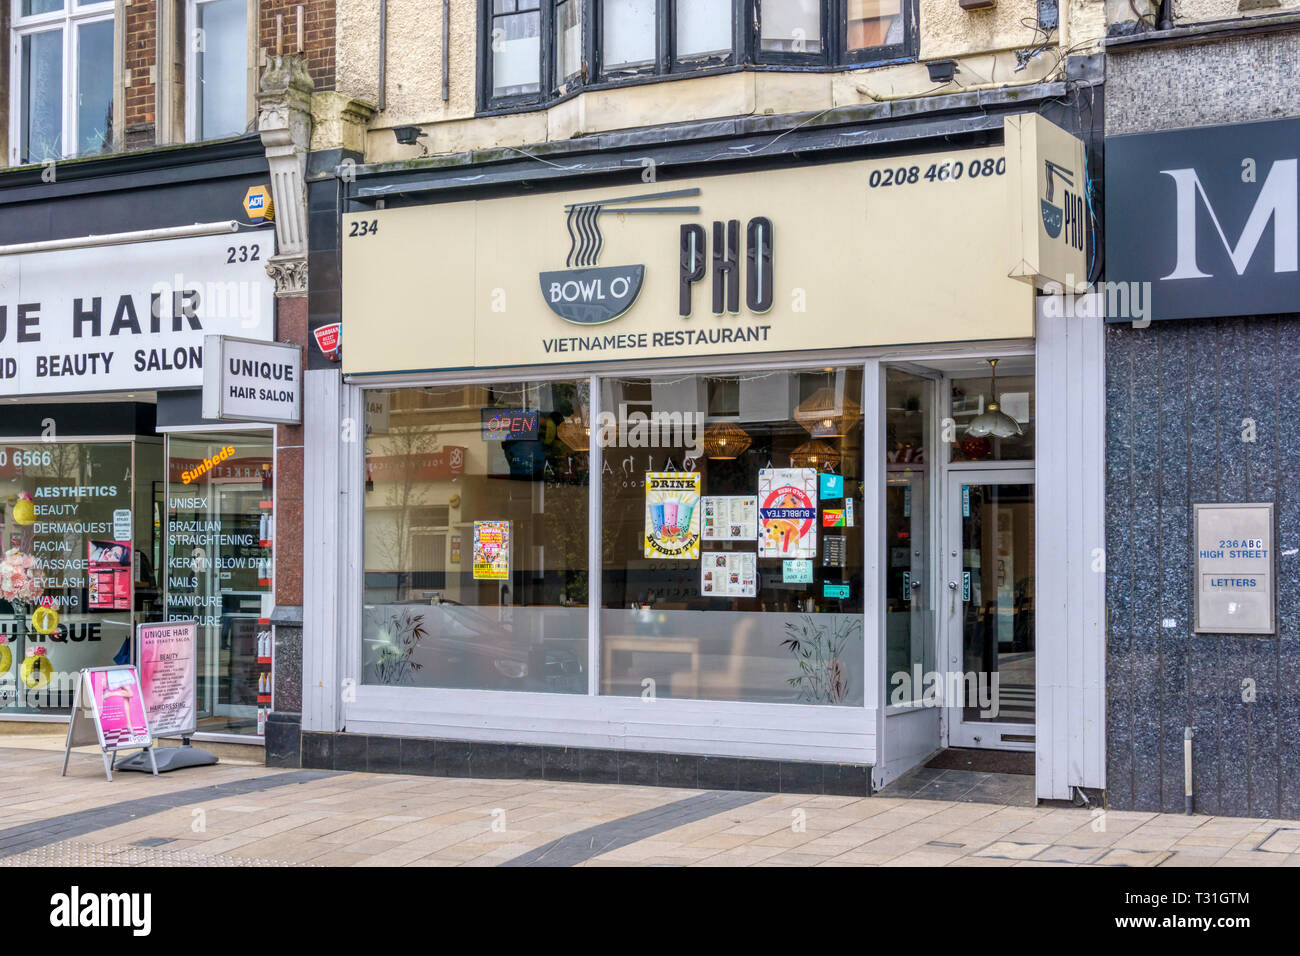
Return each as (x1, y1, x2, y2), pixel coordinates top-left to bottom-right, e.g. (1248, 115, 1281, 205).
(600, 369, 865, 705)
(361, 382, 590, 693)
(0, 440, 163, 714)
(165, 433, 274, 736)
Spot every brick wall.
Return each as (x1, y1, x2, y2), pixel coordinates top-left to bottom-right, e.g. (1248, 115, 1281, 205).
(259, 0, 337, 91)
(124, 0, 157, 148)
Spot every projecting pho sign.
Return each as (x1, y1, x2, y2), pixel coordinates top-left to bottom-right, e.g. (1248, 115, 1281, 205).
(202, 335, 302, 424)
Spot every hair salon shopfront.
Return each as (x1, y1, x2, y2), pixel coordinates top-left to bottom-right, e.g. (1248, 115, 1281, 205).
(300, 107, 1107, 800)
(0, 139, 289, 744)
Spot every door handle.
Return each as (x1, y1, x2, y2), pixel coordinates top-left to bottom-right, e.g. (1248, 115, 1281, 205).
(947, 581, 958, 590)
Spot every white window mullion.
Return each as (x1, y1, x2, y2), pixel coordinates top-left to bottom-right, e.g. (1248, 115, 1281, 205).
(62, 17, 75, 157)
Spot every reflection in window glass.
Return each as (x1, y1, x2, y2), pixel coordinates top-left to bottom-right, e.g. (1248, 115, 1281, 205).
(676, 0, 730, 60)
(884, 369, 932, 704)
(602, 0, 655, 71)
(555, 0, 583, 86)
(194, 0, 248, 139)
(22, 0, 65, 14)
(0, 442, 154, 715)
(362, 383, 590, 694)
(165, 433, 273, 736)
(600, 369, 864, 705)
(950, 366, 1034, 462)
(848, 0, 903, 52)
(77, 19, 114, 154)
(760, 0, 822, 54)
(21, 30, 64, 163)
(492, 0, 542, 97)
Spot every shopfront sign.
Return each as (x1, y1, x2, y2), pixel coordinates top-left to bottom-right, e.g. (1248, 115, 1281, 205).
(1005, 113, 1089, 292)
(0, 232, 274, 396)
(342, 148, 1032, 373)
(201, 335, 302, 424)
(1106, 117, 1300, 321)
(1194, 503, 1274, 634)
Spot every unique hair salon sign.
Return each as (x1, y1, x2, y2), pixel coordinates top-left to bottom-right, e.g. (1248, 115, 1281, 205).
(201, 335, 302, 424)
(0, 231, 274, 396)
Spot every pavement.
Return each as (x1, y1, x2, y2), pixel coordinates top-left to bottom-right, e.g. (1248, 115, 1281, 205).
(4, 742, 1300, 867)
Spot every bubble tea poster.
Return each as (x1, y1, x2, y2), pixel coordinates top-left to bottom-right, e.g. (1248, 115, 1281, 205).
(644, 473, 701, 560)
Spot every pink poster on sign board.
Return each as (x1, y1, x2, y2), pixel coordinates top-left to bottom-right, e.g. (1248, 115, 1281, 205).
(87, 667, 151, 750)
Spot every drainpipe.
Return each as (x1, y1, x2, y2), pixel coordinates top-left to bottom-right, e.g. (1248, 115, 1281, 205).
(442, 0, 451, 102)
(378, 0, 388, 112)
(1184, 726, 1195, 815)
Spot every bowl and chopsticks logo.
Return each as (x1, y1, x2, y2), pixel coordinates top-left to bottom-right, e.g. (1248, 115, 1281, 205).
(540, 188, 700, 325)
(1040, 160, 1075, 240)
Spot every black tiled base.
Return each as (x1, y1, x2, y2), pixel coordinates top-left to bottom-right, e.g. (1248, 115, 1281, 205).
(264, 713, 301, 768)
(297, 731, 872, 796)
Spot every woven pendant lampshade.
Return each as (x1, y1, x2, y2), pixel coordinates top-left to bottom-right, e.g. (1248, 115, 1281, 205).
(794, 386, 862, 438)
(703, 421, 751, 459)
(790, 439, 841, 470)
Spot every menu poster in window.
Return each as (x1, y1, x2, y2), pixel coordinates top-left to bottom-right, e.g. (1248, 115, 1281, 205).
(824, 535, 847, 568)
(645, 473, 701, 560)
(701, 496, 757, 541)
(87, 540, 132, 611)
(701, 552, 757, 598)
(472, 521, 511, 580)
(758, 468, 817, 558)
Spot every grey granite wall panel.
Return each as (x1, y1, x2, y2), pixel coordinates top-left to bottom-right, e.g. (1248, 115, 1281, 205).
(1106, 32, 1300, 136)
(1107, 315, 1300, 815)
(1104, 325, 1135, 809)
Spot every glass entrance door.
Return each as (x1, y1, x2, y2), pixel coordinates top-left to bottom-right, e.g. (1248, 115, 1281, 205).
(944, 471, 1034, 750)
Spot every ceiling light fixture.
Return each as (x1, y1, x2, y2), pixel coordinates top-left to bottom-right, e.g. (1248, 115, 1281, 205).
(965, 358, 1023, 439)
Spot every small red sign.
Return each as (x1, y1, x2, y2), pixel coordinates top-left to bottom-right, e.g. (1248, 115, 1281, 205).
(313, 323, 342, 361)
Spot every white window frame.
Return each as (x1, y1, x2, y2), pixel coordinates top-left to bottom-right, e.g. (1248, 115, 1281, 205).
(8, 0, 116, 165)
(183, 0, 250, 144)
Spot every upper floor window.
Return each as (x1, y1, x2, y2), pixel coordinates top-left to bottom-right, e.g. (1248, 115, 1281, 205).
(481, 1, 918, 112)
(185, 0, 250, 141)
(10, 0, 115, 164)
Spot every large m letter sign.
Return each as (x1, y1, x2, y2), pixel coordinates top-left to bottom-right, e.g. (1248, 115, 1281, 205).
(1161, 160, 1298, 280)
(1106, 117, 1300, 322)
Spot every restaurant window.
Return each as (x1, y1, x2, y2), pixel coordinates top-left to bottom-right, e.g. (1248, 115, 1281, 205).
(185, 0, 249, 141)
(9, 0, 115, 164)
(599, 369, 865, 705)
(949, 360, 1034, 463)
(164, 432, 273, 736)
(0, 439, 163, 715)
(361, 382, 590, 694)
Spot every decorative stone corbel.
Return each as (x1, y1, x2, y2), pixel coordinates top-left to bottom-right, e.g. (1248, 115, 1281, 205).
(258, 55, 315, 297)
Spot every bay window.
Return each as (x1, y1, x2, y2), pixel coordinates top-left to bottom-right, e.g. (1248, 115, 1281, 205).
(480, 1, 917, 112)
(10, 0, 115, 165)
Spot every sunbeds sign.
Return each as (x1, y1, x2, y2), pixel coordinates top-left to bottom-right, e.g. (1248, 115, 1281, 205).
(0, 231, 275, 396)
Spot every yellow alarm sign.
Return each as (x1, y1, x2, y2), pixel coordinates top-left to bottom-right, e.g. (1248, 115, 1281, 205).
(244, 185, 274, 221)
